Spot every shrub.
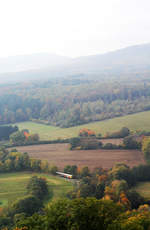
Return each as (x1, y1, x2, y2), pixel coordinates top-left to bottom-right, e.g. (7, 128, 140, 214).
(123, 136, 140, 149)
(102, 143, 120, 149)
(107, 127, 130, 138)
(12, 195, 42, 216)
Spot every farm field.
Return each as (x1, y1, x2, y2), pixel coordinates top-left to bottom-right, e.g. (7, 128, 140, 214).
(133, 182, 150, 199)
(14, 111, 150, 140)
(0, 172, 73, 207)
(15, 143, 145, 170)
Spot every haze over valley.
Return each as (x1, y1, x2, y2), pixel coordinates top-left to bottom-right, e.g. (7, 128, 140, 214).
(1, 1, 150, 229)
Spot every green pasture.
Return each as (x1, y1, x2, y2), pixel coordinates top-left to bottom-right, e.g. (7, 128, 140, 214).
(0, 172, 73, 207)
(133, 182, 150, 199)
(14, 111, 150, 140)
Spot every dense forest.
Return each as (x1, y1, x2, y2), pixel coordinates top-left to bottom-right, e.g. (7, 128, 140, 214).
(0, 73, 150, 127)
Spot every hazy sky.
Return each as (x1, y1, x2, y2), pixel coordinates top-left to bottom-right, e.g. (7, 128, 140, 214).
(0, 0, 150, 57)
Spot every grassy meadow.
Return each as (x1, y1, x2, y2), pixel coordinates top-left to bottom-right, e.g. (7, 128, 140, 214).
(133, 182, 150, 199)
(0, 172, 73, 207)
(14, 111, 150, 140)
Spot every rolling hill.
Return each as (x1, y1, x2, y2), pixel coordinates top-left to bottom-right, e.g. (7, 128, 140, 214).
(1, 43, 150, 83)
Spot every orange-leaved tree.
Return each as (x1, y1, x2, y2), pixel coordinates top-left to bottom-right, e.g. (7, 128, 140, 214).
(79, 128, 95, 137)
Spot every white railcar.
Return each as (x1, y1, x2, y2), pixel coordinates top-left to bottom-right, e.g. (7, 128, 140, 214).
(56, 171, 73, 179)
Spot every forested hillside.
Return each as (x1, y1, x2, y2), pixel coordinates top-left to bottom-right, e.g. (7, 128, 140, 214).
(1, 44, 150, 127)
(0, 72, 150, 127)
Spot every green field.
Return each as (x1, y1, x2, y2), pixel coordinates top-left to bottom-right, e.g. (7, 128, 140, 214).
(14, 111, 150, 140)
(0, 172, 73, 207)
(133, 182, 150, 199)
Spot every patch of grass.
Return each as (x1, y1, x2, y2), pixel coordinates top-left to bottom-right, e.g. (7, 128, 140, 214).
(133, 182, 150, 199)
(0, 172, 73, 207)
(0, 199, 8, 206)
(14, 111, 150, 140)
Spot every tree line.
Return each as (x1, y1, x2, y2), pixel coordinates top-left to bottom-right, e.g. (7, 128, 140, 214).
(0, 147, 57, 174)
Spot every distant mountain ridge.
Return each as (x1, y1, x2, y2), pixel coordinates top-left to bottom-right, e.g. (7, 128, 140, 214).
(0, 43, 150, 83)
(67, 43, 150, 74)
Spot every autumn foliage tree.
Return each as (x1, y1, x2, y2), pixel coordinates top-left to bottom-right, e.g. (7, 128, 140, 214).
(79, 128, 96, 137)
(10, 130, 39, 145)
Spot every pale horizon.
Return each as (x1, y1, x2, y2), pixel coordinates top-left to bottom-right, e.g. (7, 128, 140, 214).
(0, 0, 150, 58)
(0, 42, 150, 59)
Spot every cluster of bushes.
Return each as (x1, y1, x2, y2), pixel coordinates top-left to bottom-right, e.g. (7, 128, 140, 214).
(10, 130, 39, 145)
(69, 137, 102, 150)
(73, 138, 102, 150)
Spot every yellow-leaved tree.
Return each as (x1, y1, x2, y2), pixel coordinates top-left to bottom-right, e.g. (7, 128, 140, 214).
(142, 137, 150, 163)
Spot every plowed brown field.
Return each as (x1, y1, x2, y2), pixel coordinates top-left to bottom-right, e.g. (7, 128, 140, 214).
(15, 143, 145, 170)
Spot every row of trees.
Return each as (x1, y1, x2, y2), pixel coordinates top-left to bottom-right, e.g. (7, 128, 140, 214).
(0, 147, 57, 174)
